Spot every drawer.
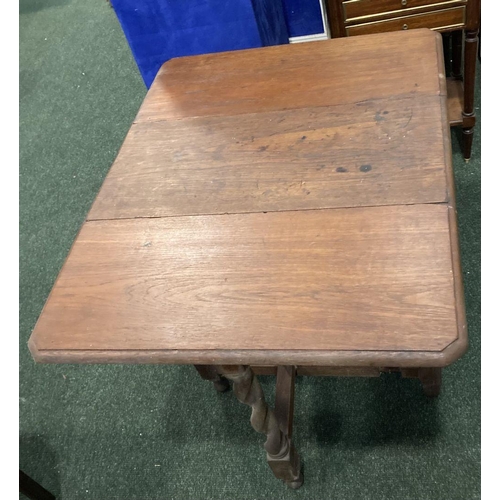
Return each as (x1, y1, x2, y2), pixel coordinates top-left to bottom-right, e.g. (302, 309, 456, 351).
(343, 0, 467, 24)
(346, 6, 465, 36)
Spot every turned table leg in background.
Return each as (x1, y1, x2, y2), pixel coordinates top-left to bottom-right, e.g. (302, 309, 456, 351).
(218, 365, 303, 489)
(462, 29, 479, 161)
(194, 365, 230, 393)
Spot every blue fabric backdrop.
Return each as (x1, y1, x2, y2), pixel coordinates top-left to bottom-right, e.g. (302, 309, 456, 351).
(282, 0, 324, 37)
(112, 0, 290, 87)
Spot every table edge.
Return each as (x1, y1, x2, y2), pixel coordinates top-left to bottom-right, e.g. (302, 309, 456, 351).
(437, 27, 469, 369)
(28, 336, 467, 367)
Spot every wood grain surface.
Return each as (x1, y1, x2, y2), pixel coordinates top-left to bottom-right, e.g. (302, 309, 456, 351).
(134, 29, 443, 123)
(89, 96, 448, 220)
(30, 204, 458, 361)
(29, 29, 467, 368)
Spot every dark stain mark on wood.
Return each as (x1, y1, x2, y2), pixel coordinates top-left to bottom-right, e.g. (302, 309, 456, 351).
(360, 164, 372, 172)
(301, 136, 307, 141)
(383, 111, 389, 115)
(402, 109, 414, 128)
(317, 165, 326, 171)
(374, 111, 385, 122)
(258, 145, 269, 152)
(336, 167, 348, 173)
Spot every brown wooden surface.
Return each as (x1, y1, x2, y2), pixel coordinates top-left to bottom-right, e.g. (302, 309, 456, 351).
(342, 0, 466, 24)
(133, 30, 443, 123)
(346, 7, 465, 36)
(29, 30, 467, 368)
(30, 204, 459, 358)
(89, 96, 448, 220)
(446, 78, 464, 126)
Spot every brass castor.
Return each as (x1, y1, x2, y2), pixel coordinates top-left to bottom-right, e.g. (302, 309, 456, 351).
(286, 472, 304, 490)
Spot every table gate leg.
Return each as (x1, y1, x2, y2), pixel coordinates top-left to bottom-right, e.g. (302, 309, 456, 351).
(218, 365, 303, 489)
(194, 365, 230, 393)
(418, 367, 442, 397)
(274, 366, 296, 438)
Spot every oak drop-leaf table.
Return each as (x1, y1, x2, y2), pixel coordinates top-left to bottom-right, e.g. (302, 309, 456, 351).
(29, 29, 467, 489)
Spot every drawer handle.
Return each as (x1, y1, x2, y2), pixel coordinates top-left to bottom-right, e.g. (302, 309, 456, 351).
(402, 23, 409, 30)
(401, 0, 407, 6)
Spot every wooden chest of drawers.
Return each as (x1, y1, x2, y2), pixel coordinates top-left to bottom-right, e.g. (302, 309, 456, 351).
(341, 0, 466, 26)
(328, 0, 470, 36)
(344, 6, 465, 35)
(325, 0, 480, 160)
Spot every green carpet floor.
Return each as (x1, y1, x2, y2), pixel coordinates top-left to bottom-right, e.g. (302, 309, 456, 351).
(19, 1, 480, 498)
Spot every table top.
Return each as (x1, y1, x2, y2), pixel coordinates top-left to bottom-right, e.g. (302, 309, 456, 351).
(29, 29, 467, 367)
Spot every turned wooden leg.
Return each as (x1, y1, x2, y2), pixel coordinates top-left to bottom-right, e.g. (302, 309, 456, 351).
(194, 365, 230, 393)
(218, 365, 303, 489)
(418, 368, 442, 397)
(274, 366, 295, 438)
(462, 127, 474, 162)
(462, 29, 478, 161)
(478, 29, 480, 62)
(451, 30, 463, 78)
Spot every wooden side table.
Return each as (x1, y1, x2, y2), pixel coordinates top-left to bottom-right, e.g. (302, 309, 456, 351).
(325, 0, 480, 160)
(28, 30, 467, 489)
